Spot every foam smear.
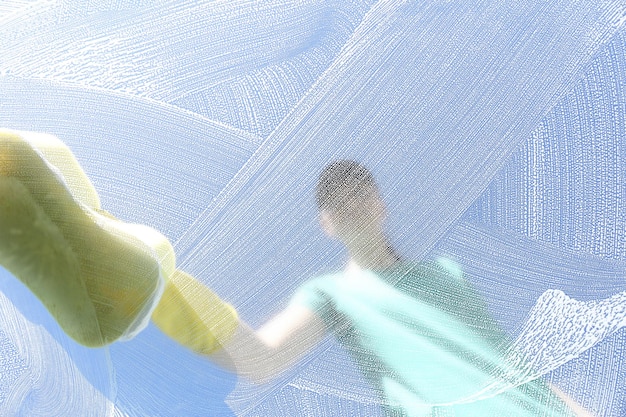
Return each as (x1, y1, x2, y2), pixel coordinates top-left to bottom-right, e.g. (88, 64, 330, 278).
(512, 290, 626, 379)
(455, 290, 626, 405)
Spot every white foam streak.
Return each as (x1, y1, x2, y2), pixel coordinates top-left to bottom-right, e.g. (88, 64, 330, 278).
(0, 291, 117, 416)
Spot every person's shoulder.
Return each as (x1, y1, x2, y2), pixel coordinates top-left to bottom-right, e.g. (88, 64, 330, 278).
(289, 271, 344, 323)
(299, 271, 342, 291)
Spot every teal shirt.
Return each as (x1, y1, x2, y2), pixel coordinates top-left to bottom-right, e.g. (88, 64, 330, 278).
(290, 259, 573, 417)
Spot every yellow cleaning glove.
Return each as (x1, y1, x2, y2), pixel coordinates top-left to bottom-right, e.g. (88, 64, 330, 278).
(152, 270, 239, 355)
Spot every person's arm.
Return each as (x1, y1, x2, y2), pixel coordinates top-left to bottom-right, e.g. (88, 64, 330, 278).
(209, 304, 328, 384)
(151, 270, 328, 385)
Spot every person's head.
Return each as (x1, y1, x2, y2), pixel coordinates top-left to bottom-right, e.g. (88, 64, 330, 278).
(315, 160, 386, 244)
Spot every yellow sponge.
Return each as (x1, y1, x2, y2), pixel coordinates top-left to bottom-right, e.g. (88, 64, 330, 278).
(0, 130, 164, 346)
(0, 129, 238, 353)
